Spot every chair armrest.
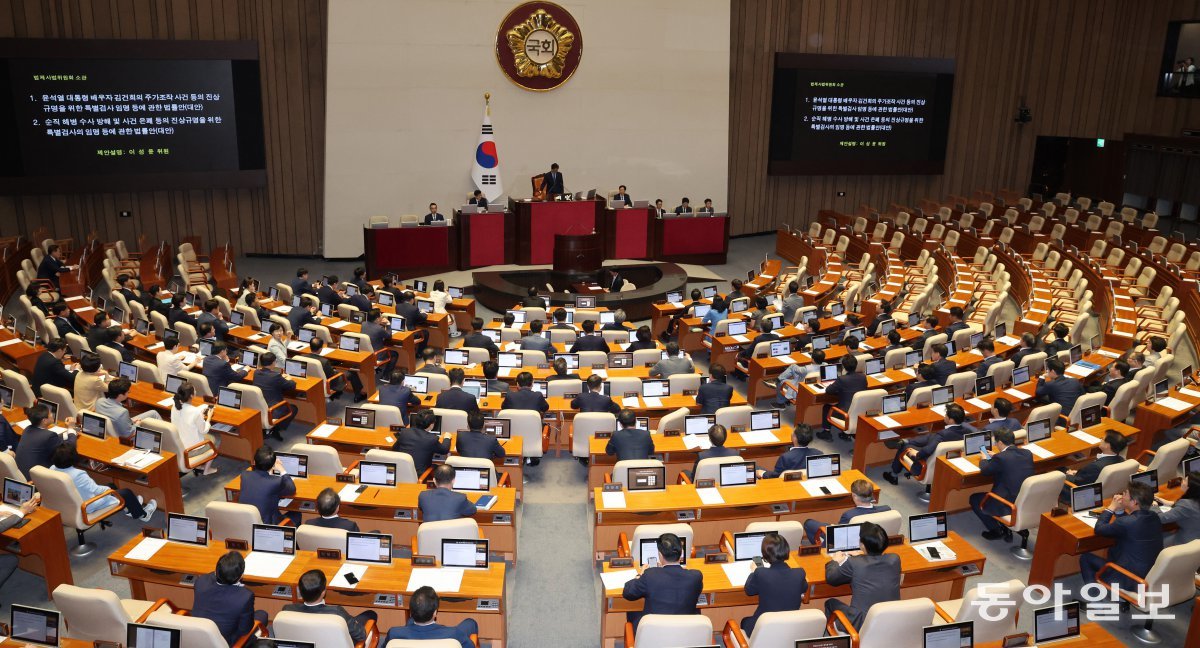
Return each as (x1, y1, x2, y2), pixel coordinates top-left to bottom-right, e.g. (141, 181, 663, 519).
(719, 531, 735, 555)
(356, 617, 379, 648)
(136, 598, 181, 622)
(826, 609, 860, 645)
(617, 532, 630, 558)
(1095, 562, 1147, 605)
(267, 400, 291, 426)
(418, 467, 433, 483)
(982, 492, 1016, 526)
(470, 634, 479, 648)
(277, 516, 295, 527)
(183, 440, 217, 469)
(497, 472, 510, 488)
(231, 620, 267, 648)
(1135, 449, 1156, 465)
(724, 619, 750, 648)
(827, 406, 849, 431)
(678, 472, 693, 485)
(624, 622, 635, 648)
(345, 460, 361, 473)
(934, 602, 956, 623)
(81, 488, 122, 526)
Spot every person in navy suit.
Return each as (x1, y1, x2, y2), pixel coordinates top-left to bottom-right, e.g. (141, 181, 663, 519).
(1035, 358, 1085, 413)
(974, 339, 1000, 378)
(32, 340, 76, 396)
(202, 342, 249, 398)
(904, 364, 939, 405)
(741, 532, 808, 634)
(1009, 332, 1039, 369)
(569, 319, 608, 353)
(1044, 323, 1072, 357)
(883, 403, 977, 484)
(674, 197, 694, 214)
(361, 308, 391, 353)
(946, 306, 969, 337)
(282, 570, 376, 644)
(347, 284, 373, 314)
(981, 398, 1021, 434)
(14, 404, 74, 478)
(288, 300, 321, 333)
(436, 368, 480, 414)
(622, 532, 704, 630)
(238, 446, 297, 526)
(1080, 482, 1164, 590)
(189, 552, 267, 645)
(1061, 431, 1128, 501)
(697, 364, 734, 414)
(50, 302, 81, 339)
(804, 479, 891, 544)
(290, 268, 317, 298)
(462, 317, 499, 357)
(422, 202, 447, 225)
(1090, 360, 1133, 405)
(501, 371, 549, 414)
(252, 353, 297, 439)
(383, 586, 478, 648)
(825, 522, 901, 631)
(546, 357, 582, 383)
(822, 355, 868, 440)
(613, 185, 633, 207)
(606, 409, 655, 461)
(378, 368, 420, 425)
(391, 410, 452, 475)
(102, 327, 136, 363)
(456, 411, 506, 460)
(37, 244, 74, 290)
(469, 189, 487, 207)
(687, 424, 739, 480)
(520, 320, 555, 355)
(763, 424, 820, 478)
(926, 343, 956, 385)
(303, 488, 359, 531)
(197, 299, 230, 340)
(571, 375, 620, 414)
(419, 465, 478, 522)
(970, 429, 1035, 540)
(543, 163, 565, 196)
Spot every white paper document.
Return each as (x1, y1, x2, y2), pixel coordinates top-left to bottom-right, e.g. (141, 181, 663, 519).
(801, 478, 848, 497)
(330, 563, 369, 589)
(739, 431, 778, 445)
(777, 356, 797, 365)
(1069, 430, 1102, 445)
(873, 415, 901, 428)
(997, 336, 1019, 346)
(682, 434, 712, 451)
(1004, 388, 1028, 400)
(721, 560, 755, 587)
(1074, 512, 1099, 528)
(591, 369, 608, 378)
(271, 306, 290, 313)
(898, 367, 917, 378)
(1178, 387, 1200, 399)
(641, 397, 663, 408)
(1024, 443, 1054, 459)
(622, 397, 640, 407)
(930, 405, 947, 417)
(1065, 366, 1091, 378)
(147, 342, 165, 351)
(914, 540, 956, 562)
(0, 339, 22, 348)
(124, 537, 167, 561)
(696, 488, 724, 505)
(244, 552, 295, 578)
(600, 491, 627, 509)
(1096, 348, 1120, 358)
(339, 484, 363, 503)
(948, 457, 980, 474)
(1154, 396, 1194, 412)
(329, 320, 351, 329)
(873, 374, 894, 384)
(310, 424, 339, 438)
(599, 569, 638, 592)
(966, 398, 990, 410)
(405, 567, 464, 593)
(731, 335, 750, 343)
(157, 397, 175, 407)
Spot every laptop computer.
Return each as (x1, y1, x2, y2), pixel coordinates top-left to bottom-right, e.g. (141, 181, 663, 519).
(718, 461, 757, 487)
(825, 523, 863, 553)
(1070, 483, 1103, 514)
(441, 538, 489, 568)
(685, 414, 715, 436)
(3, 477, 34, 511)
(345, 407, 375, 429)
(1012, 365, 1031, 386)
(750, 409, 780, 431)
(285, 359, 308, 379)
(166, 513, 209, 546)
(732, 530, 769, 561)
(217, 387, 242, 410)
(909, 511, 949, 545)
(922, 621, 973, 648)
(79, 411, 108, 439)
(1130, 468, 1159, 491)
(1033, 602, 1081, 644)
(1025, 418, 1052, 443)
(804, 453, 841, 479)
(358, 461, 396, 486)
(882, 394, 905, 415)
(275, 452, 309, 479)
(345, 532, 393, 566)
(642, 379, 669, 398)
(9, 605, 60, 646)
(452, 466, 492, 492)
(402, 375, 429, 394)
(133, 426, 162, 454)
(482, 418, 511, 439)
(795, 638, 851, 648)
(627, 466, 666, 491)
(251, 523, 296, 555)
(962, 431, 989, 457)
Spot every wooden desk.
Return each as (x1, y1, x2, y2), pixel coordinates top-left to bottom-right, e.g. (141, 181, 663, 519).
(127, 382, 265, 463)
(592, 471, 877, 554)
(107, 535, 508, 645)
(977, 623, 1123, 648)
(1133, 384, 1200, 460)
(598, 531, 984, 648)
(0, 507, 73, 597)
(0, 329, 43, 376)
(223, 474, 518, 560)
(706, 324, 803, 376)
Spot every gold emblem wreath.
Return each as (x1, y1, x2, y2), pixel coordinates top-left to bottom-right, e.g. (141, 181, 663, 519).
(506, 9, 575, 78)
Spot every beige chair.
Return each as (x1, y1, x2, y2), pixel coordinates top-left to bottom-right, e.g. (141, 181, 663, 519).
(848, 509, 903, 536)
(205, 501, 262, 542)
(715, 404, 753, 429)
(39, 384, 78, 420)
(147, 607, 263, 648)
(430, 408, 469, 435)
(362, 449, 423, 483)
(1016, 350, 1046, 373)
(31, 466, 124, 556)
(654, 407, 690, 436)
(1094, 459, 1141, 499)
(0, 451, 26, 482)
(610, 460, 666, 487)
(385, 640, 460, 648)
(180, 369, 214, 399)
(983, 471, 1066, 559)
(287, 443, 345, 477)
(296, 525, 349, 552)
(914, 440, 963, 502)
(357, 402, 404, 428)
(626, 614, 712, 648)
(933, 579, 1024, 642)
(546, 378, 583, 399)
(737, 521, 806, 553)
(53, 584, 156, 643)
(1, 369, 36, 408)
(827, 597, 936, 647)
(142, 417, 217, 475)
(622, 523, 695, 565)
(723, 609, 826, 648)
(446, 455, 504, 489)
(827, 389, 886, 438)
(1094, 538, 1200, 643)
(274, 609, 378, 648)
(229, 383, 294, 431)
(498, 409, 548, 460)
(692, 455, 750, 483)
(571, 412, 617, 458)
(1066, 392, 1106, 426)
(415, 518, 481, 562)
(1137, 437, 1190, 481)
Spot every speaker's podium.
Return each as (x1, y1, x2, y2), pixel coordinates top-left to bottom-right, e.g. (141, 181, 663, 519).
(553, 232, 603, 277)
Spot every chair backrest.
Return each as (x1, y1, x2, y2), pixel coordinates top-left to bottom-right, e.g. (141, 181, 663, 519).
(743, 520, 805, 552)
(180, 369, 213, 399)
(357, 403, 403, 428)
(384, 640, 460, 648)
(416, 518, 480, 560)
(848, 509, 902, 535)
(572, 412, 617, 458)
(40, 384, 78, 420)
(632, 348, 665, 366)
(31, 465, 99, 530)
(1142, 539, 1200, 607)
(946, 371, 977, 399)
(286, 443, 344, 477)
(922, 333, 948, 361)
(498, 409, 545, 459)
(715, 404, 753, 429)
(363, 449, 421, 483)
(52, 584, 135, 643)
(668, 373, 702, 395)
(205, 501, 262, 542)
(546, 378, 583, 399)
(611, 460, 665, 487)
(841, 389, 887, 435)
(2, 369, 36, 408)
(655, 407, 690, 436)
(986, 360, 1014, 387)
(953, 579, 1024, 642)
(0, 451, 25, 483)
(1011, 471, 1067, 532)
(856, 598, 936, 648)
(428, 408, 468, 436)
(296, 524, 349, 552)
(1067, 391, 1107, 425)
(1017, 351, 1046, 374)
(919, 440, 965, 486)
(747, 609, 827, 647)
(146, 609, 228, 648)
(1145, 438, 1190, 481)
(1097, 459, 1141, 499)
(631, 523, 694, 564)
(273, 611, 355, 648)
(1107, 379, 1141, 424)
(907, 385, 935, 408)
(694, 455, 751, 483)
(446, 455, 498, 489)
(633, 614, 712, 648)
(140, 418, 202, 473)
(228, 383, 274, 429)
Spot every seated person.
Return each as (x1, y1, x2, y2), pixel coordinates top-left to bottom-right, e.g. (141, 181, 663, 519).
(1010, 332, 1039, 368)
(282, 569, 377, 644)
(51, 443, 157, 521)
(1156, 470, 1200, 546)
(770, 349, 825, 407)
(926, 343, 956, 385)
(548, 308, 574, 330)
(481, 360, 507, 395)
(824, 522, 900, 631)
(422, 202, 446, 225)
(803, 479, 890, 544)
(674, 197, 693, 214)
(697, 364, 734, 414)
(1035, 357, 1084, 413)
(606, 409, 654, 461)
(740, 532, 807, 636)
(0, 492, 40, 587)
(622, 532, 703, 630)
(414, 346, 448, 376)
(698, 198, 716, 214)
(462, 317, 499, 357)
(384, 586, 478, 648)
(303, 488, 359, 531)
(970, 429, 1035, 541)
(821, 354, 867, 440)
(571, 374, 620, 414)
(546, 357, 582, 382)
(625, 326, 657, 352)
(982, 398, 1021, 433)
(686, 424, 739, 480)
(455, 410, 506, 460)
(884, 403, 976, 485)
(903, 363, 938, 404)
(14, 403, 73, 478)
(975, 339, 1000, 377)
(604, 309, 632, 331)
(1045, 323, 1072, 356)
(252, 352, 298, 440)
(418, 465, 478, 522)
(738, 318, 779, 363)
(392, 409, 452, 475)
(436, 367, 480, 413)
(1079, 482, 1163, 592)
(649, 342, 694, 378)
(520, 319, 555, 354)
(304, 338, 367, 401)
(190, 551, 268, 645)
(1090, 360, 1133, 405)
(763, 424, 820, 478)
(520, 286, 544, 308)
(570, 319, 608, 353)
(239, 446, 297, 526)
(94, 377, 162, 442)
(378, 368, 420, 425)
(946, 306, 968, 336)
(1061, 430, 1128, 501)
(202, 341, 250, 395)
(501, 371, 549, 414)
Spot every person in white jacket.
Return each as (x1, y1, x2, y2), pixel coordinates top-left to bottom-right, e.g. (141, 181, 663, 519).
(429, 280, 459, 338)
(171, 382, 220, 475)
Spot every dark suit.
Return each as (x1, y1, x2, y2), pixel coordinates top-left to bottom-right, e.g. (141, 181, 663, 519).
(316, 285, 345, 308)
(625, 340, 657, 353)
(32, 352, 75, 396)
(237, 468, 296, 525)
(543, 171, 565, 195)
(823, 372, 868, 432)
(190, 574, 259, 645)
(378, 384, 419, 425)
(15, 425, 67, 478)
(303, 516, 359, 532)
(1010, 346, 1036, 368)
(392, 427, 451, 475)
(891, 423, 977, 475)
(202, 354, 248, 396)
(280, 602, 374, 644)
(740, 332, 779, 361)
(1080, 509, 1164, 589)
(607, 272, 623, 292)
(37, 255, 69, 289)
(348, 293, 372, 313)
(696, 381, 734, 414)
(197, 311, 229, 340)
(741, 563, 809, 635)
(1094, 377, 1132, 405)
(1045, 338, 1072, 357)
(975, 355, 1000, 378)
(674, 205, 693, 214)
(1061, 454, 1124, 501)
(571, 391, 620, 414)
(613, 193, 633, 206)
(970, 446, 1035, 533)
(384, 620, 477, 648)
(622, 564, 704, 630)
(303, 351, 363, 396)
(168, 307, 197, 329)
(804, 504, 894, 544)
(469, 196, 488, 207)
(86, 326, 111, 353)
(361, 321, 389, 354)
(421, 212, 447, 225)
(825, 554, 902, 630)
(53, 316, 80, 339)
(502, 388, 549, 414)
(929, 359, 957, 385)
(455, 430, 505, 460)
(395, 302, 428, 328)
(1036, 375, 1085, 413)
(606, 427, 655, 461)
(436, 386, 479, 414)
(689, 446, 739, 480)
(764, 446, 821, 479)
(519, 334, 555, 355)
(288, 307, 320, 334)
(418, 487, 477, 522)
(570, 335, 608, 353)
(904, 379, 937, 404)
(946, 321, 969, 337)
(290, 277, 317, 298)
(102, 341, 135, 363)
(252, 368, 297, 430)
(520, 296, 544, 307)
(462, 331, 499, 357)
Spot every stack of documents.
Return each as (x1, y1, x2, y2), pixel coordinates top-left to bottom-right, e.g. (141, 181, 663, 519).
(913, 540, 956, 562)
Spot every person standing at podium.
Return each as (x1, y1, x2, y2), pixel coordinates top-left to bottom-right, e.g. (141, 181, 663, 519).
(674, 197, 693, 214)
(422, 203, 446, 225)
(543, 163, 565, 197)
(613, 185, 632, 206)
(654, 199, 667, 217)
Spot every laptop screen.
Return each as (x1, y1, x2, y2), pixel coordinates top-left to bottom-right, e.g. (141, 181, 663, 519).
(932, 385, 954, 406)
(445, 349, 469, 365)
(285, 359, 307, 379)
(1183, 455, 1200, 476)
(388, 315, 406, 332)
(554, 353, 580, 370)
(3, 477, 34, 508)
(795, 639, 851, 648)
(922, 621, 973, 648)
(733, 531, 769, 561)
(0, 384, 13, 409)
(452, 467, 491, 492)
(909, 511, 948, 543)
(275, 452, 309, 479)
(346, 532, 393, 565)
(994, 322, 1007, 339)
(879, 318, 896, 336)
(642, 379, 668, 398)
(1012, 365, 1030, 386)
(1130, 469, 1159, 491)
(79, 411, 107, 439)
(240, 349, 260, 367)
(498, 352, 522, 368)
(665, 290, 683, 304)
(1080, 404, 1102, 428)
(750, 409, 780, 431)
(825, 523, 862, 553)
(627, 466, 666, 491)
(402, 375, 429, 394)
(1034, 603, 1081, 644)
(685, 414, 715, 436)
(164, 373, 185, 394)
(10, 605, 60, 647)
(339, 335, 361, 352)
(819, 363, 839, 381)
(804, 454, 840, 478)
(882, 394, 904, 415)
(1026, 418, 1052, 443)
(702, 285, 717, 299)
(358, 461, 396, 486)
(507, 309, 527, 324)
(1070, 483, 1103, 512)
(482, 418, 511, 439)
(905, 350, 922, 367)
(251, 524, 296, 555)
(693, 303, 711, 318)
(1069, 344, 1083, 365)
(727, 320, 748, 336)
(639, 537, 687, 567)
(217, 387, 242, 409)
(166, 513, 209, 546)
(37, 398, 58, 424)
(575, 295, 596, 309)
(812, 336, 833, 351)
(962, 431, 989, 457)
(127, 623, 182, 648)
(769, 340, 791, 357)
(718, 462, 757, 487)
(441, 538, 489, 568)
(133, 427, 162, 454)
(345, 407, 375, 429)
(975, 375, 995, 396)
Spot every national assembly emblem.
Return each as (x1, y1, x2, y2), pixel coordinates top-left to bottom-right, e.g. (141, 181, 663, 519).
(495, 2, 583, 92)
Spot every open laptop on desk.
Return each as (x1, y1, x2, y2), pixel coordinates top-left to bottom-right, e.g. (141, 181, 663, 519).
(217, 386, 242, 410)
(482, 418, 511, 439)
(452, 466, 491, 492)
(166, 512, 209, 546)
(358, 461, 397, 487)
(345, 407, 375, 429)
(441, 538, 489, 568)
(732, 530, 768, 562)
(118, 360, 138, 382)
(795, 638, 850, 648)
(2, 477, 34, 517)
(1024, 418, 1052, 444)
(804, 454, 841, 479)
(10, 604, 60, 646)
(78, 411, 108, 440)
(750, 409, 780, 431)
(718, 461, 757, 487)
(1034, 602, 1081, 644)
(1130, 468, 1159, 490)
(1070, 482, 1104, 516)
(824, 523, 862, 553)
(909, 511, 949, 546)
(922, 621, 972, 648)
(127, 622, 182, 648)
(275, 452, 309, 479)
(627, 466, 666, 492)
(346, 531, 392, 566)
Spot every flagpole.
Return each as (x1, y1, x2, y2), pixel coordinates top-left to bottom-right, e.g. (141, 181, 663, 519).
(485, 92, 490, 116)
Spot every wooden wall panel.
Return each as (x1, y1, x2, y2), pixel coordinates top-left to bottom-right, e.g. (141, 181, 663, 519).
(0, 0, 326, 256)
(730, 0, 1200, 236)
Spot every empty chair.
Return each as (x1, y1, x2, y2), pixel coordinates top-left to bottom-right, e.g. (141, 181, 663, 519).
(826, 597, 936, 648)
(498, 409, 548, 460)
(205, 501, 262, 542)
(53, 584, 155, 644)
(296, 525, 350, 552)
(287, 443, 345, 477)
(626, 615, 712, 648)
(714, 404, 753, 429)
(1138, 437, 1190, 481)
(933, 579, 1024, 642)
(274, 610, 377, 648)
(827, 389, 886, 438)
(362, 449, 422, 483)
(31, 465, 124, 556)
(610, 460, 666, 487)
(571, 412, 618, 459)
(723, 609, 827, 648)
(848, 509, 902, 536)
